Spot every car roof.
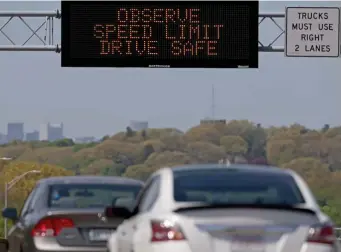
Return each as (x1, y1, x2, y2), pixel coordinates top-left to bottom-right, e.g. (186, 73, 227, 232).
(170, 164, 293, 176)
(38, 175, 144, 186)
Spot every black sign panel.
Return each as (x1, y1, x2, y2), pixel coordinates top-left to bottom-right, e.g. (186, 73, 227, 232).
(61, 1, 259, 68)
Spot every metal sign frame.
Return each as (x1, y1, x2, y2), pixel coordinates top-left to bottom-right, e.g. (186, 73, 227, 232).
(0, 10, 286, 53)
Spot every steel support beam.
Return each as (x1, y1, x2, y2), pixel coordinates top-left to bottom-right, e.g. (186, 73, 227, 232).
(0, 10, 285, 53)
(258, 12, 285, 52)
(0, 45, 59, 51)
(0, 10, 61, 52)
(0, 11, 60, 17)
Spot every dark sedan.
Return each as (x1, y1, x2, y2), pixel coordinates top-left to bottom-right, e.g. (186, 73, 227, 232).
(2, 176, 144, 252)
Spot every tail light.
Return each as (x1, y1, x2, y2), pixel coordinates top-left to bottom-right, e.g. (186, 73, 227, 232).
(306, 223, 335, 245)
(31, 217, 74, 237)
(150, 220, 186, 242)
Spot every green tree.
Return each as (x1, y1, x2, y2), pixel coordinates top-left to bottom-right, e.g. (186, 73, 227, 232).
(266, 139, 297, 165)
(86, 159, 114, 175)
(223, 120, 255, 137)
(93, 140, 141, 163)
(143, 140, 165, 153)
(125, 127, 135, 137)
(325, 126, 341, 138)
(186, 141, 225, 163)
(160, 135, 187, 152)
(220, 136, 248, 155)
(282, 157, 331, 200)
(101, 163, 127, 176)
(0, 162, 73, 209)
(123, 164, 151, 181)
(185, 125, 221, 145)
(73, 142, 97, 152)
(49, 138, 75, 147)
(145, 151, 192, 168)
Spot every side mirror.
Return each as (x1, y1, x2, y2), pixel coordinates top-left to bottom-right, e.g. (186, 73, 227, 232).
(2, 207, 18, 221)
(105, 206, 132, 219)
(0, 238, 8, 252)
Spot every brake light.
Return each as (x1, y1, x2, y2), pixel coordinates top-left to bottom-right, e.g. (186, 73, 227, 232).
(307, 223, 335, 245)
(150, 220, 186, 242)
(31, 217, 74, 237)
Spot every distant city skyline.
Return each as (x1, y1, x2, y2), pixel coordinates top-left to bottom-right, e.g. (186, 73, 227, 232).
(0, 120, 151, 142)
(0, 115, 335, 141)
(1, 122, 65, 143)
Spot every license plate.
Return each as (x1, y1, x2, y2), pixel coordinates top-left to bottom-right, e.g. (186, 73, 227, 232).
(231, 236, 265, 252)
(88, 229, 112, 241)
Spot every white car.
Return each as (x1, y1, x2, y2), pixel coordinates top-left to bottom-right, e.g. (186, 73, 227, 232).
(106, 164, 339, 252)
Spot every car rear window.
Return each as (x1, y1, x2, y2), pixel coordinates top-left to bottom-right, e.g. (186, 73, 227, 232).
(173, 169, 305, 205)
(48, 183, 142, 209)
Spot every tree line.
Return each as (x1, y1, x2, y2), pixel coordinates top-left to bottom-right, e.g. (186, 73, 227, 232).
(0, 120, 341, 236)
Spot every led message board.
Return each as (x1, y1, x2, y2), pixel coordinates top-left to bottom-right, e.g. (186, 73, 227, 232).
(61, 1, 259, 68)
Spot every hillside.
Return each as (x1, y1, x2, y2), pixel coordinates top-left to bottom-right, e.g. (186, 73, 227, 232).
(1, 120, 341, 233)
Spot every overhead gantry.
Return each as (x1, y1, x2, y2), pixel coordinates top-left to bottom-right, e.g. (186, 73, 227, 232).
(0, 11, 285, 53)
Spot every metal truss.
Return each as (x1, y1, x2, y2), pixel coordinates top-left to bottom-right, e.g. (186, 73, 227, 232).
(0, 10, 61, 52)
(0, 11, 285, 53)
(258, 13, 285, 52)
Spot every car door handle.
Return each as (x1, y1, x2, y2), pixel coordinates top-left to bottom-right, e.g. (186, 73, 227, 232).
(121, 231, 126, 236)
(132, 225, 136, 231)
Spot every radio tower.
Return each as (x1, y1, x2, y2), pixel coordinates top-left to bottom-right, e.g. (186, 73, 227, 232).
(211, 84, 216, 119)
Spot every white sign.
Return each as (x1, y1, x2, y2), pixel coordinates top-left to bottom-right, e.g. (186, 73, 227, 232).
(285, 7, 340, 57)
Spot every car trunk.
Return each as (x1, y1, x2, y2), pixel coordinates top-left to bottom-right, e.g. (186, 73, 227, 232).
(174, 206, 320, 252)
(47, 209, 124, 247)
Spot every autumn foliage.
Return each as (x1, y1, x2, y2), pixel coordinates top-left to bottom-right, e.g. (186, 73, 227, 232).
(0, 120, 341, 234)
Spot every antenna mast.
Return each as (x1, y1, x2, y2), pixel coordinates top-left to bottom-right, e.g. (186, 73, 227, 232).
(211, 84, 215, 119)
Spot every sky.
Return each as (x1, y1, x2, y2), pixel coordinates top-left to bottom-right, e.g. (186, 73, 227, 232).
(0, 1, 340, 138)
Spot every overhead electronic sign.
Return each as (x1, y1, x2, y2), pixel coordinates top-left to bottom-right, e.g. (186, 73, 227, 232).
(61, 1, 259, 68)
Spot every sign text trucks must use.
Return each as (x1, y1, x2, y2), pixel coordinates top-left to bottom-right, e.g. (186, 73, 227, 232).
(285, 7, 340, 57)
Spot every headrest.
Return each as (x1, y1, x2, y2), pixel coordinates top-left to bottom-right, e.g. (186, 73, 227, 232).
(115, 197, 135, 209)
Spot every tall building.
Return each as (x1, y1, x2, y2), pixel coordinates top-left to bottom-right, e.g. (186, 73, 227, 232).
(0, 133, 7, 144)
(40, 123, 64, 141)
(25, 130, 39, 141)
(129, 121, 148, 131)
(48, 123, 64, 141)
(7, 122, 24, 141)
